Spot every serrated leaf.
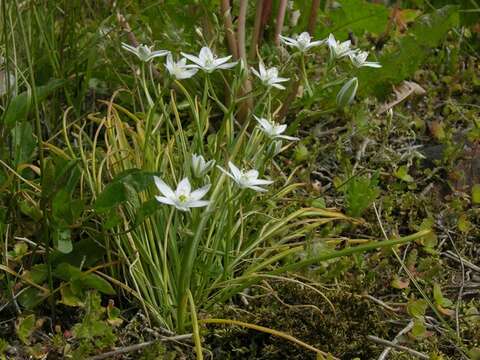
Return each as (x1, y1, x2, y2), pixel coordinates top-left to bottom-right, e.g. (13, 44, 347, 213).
(16, 315, 36, 345)
(411, 317, 427, 339)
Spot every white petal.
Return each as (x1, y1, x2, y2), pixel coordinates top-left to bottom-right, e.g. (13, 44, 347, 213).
(190, 184, 211, 201)
(199, 47, 214, 62)
(176, 178, 191, 195)
(251, 67, 261, 79)
(216, 61, 237, 70)
(186, 200, 210, 208)
(271, 83, 286, 90)
(228, 162, 242, 180)
(155, 195, 176, 205)
(154, 176, 176, 199)
(249, 178, 274, 186)
(245, 169, 259, 179)
(277, 134, 300, 141)
(217, 165, 236, 180)
(247, 185, 268, 192)
(181, 52, 203, 66)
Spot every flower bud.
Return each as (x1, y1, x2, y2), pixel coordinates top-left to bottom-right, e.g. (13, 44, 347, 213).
(336, 77, 358, 107)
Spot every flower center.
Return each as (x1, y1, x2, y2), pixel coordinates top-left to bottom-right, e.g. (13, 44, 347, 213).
(178, 194, 188, 203)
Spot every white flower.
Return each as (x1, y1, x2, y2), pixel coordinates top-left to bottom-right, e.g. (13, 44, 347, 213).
(326, 34, 353, 59)
(121, 43, 170, 62)
(254, 115, 299, 140)
(181, 47, 237, 73)
(191, 154, 215, 178)
(280, 32, 324, 52)
(218, 162, 273, 192)
(336, 77, 358, 107)
(348, 50, 381, 68)
(251, 63, 289, 90)
(165, 54, 198, 79)
(154, 177, 210, 211)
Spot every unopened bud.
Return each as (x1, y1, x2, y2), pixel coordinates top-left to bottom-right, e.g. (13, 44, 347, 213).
(336, 77, 358, 107)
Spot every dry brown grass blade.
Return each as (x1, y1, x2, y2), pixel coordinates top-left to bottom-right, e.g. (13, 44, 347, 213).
(376, 80, 426, 115)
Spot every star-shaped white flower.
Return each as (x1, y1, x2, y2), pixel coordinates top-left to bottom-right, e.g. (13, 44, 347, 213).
(191, 154, 215, 178)
(326, 34, 353, 59)
(165, 54, 198, 79)
(280, 32, 324, 52)
(154, 177, 210, 211)
(254, 115, 299, 140)
(181, 47, 237, 73)
(218, 162, 273, 192)
(348, 50, 381, 68)
(121, 43, 170, 62)
(251, 63, 289, 90)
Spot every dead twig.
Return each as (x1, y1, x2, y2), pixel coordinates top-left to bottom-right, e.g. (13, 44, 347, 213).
(86, 334, 193, 360)
(368, 335, 429, 359)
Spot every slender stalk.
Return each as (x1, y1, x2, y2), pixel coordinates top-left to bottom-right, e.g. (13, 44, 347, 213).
(249, 0, 264, 60)
(274, 0, 288, 46)
(220, 0, 238, 59)
(307, 0, 321, 35)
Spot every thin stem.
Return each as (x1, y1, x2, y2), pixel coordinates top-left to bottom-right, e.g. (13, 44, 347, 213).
(274, 0, 287, 46)
(249, 0, 264, 60)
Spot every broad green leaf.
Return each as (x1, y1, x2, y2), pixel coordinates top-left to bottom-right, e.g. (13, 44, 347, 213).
(54, 263, 115, 295)
(94, 169, 158, 212)
(318, 0, 389, 39)
(411, 317, 427, 338)
(51, 238, 106, 268)
(472, 184, 480, 205)
(358, 6, 459, 97)
(17, 288, 45, 310)
(407, 298, 428, 318)
(2, 79, 63, 128)
(24, 264, 48, 284)
(11, 121, 36, 167)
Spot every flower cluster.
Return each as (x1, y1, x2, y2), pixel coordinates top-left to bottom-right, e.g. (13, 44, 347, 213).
(121, 32, 380, 211)
(153, 114, 298, 211)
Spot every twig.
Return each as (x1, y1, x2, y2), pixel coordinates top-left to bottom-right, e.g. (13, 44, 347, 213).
(274, 0, 287, 46)
(86, 334, 192, 360)
(377, 321, 414, 360)
(249, 0, 264, 60)
(307, 0, 321, 34)
(220, 0, 238, 59)
(368, 335, 429, 359)
(442, 251, 480, 273)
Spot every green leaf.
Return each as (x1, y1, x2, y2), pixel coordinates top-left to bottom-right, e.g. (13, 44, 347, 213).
(344, 173, 380, 217)
(54, 263, 115, 295)
(472, 184, 480, 205)
(2, 79, 63, 128)
(407, 298, 428, 318)
(11, 121, 36, 167)
(17, 288, 45, 310)
(51, 238, 106, 268)
(318, 0, 389, 39)
(24, 264, 48, 284)
(16, 315, 36, 345)
(394, 166, 414, 183)
(433, 283, 453, 308)
(358, 6, 459, 97)
(411, 317, 427, 339)
(94, 169, 158, 212)
(53, 228, 73, 254)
